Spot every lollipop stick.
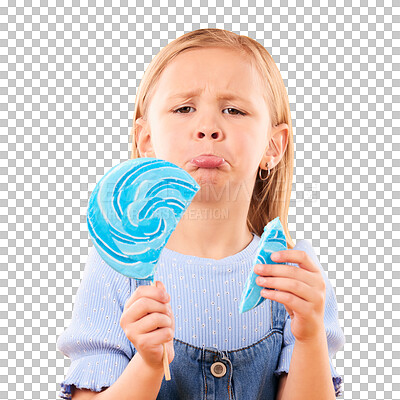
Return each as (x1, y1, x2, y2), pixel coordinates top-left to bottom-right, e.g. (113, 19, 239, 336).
(150, 280, 171, 381)
(162, 342, 171, 381)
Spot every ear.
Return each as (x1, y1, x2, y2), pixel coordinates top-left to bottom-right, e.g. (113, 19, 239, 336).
(135, 116, 156, 158)
(260, 123, 289, 169)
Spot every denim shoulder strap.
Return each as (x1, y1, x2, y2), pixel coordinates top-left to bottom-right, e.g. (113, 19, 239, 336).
(270, 297, 288, 332)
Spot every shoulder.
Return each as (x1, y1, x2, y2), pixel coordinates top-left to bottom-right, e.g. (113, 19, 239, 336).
(292, 238, 313, 251)
(290, 239, 331, 278)
(86, 246, 129, 279)
(292, 239, 320, 262)
(79, 246, 134, 303)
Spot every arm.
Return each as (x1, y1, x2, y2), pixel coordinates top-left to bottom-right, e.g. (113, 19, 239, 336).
(275, 373, 288, 400)
(72, 352, 165, 400)
(277, 328, 336, 400)
(256, 243, 345, 400)
(57, 248, 173, 400)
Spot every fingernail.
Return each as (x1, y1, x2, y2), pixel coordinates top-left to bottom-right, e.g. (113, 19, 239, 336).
(271, 253, 280, 261)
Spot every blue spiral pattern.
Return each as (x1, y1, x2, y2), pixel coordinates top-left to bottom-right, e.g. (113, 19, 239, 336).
(87, 158, 200, 280)
(239, 216, 289, 313)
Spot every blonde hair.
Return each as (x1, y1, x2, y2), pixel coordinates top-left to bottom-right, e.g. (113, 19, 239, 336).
(129, 28, 295, 249)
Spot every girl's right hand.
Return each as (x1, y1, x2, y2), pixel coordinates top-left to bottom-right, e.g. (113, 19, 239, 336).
(120, 280, 175, 371)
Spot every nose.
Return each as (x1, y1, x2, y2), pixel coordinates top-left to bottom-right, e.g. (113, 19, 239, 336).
(194, 106, 225, 141)
(196, 121, 224, 141)
(196, 129, 222, 140)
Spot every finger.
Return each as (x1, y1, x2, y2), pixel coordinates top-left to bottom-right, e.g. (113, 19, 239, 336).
(139, 327, 175, 346)
(123, 297, 172, 324)
(254, 263, 313, 285)
(156, 280, 166, 291)
(170, 305, 175, 333)
(256, 276, 312, 302)
(124, 284, 170, 310)
(270, 250, 318, 272)
(261, 287, 310, 314)
(135, 312, 173, 335)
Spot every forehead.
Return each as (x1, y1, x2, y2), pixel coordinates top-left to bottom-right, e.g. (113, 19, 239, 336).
(154, 47, 265, 103)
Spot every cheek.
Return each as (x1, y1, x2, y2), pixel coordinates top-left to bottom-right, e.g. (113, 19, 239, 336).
(153, 137, 174, 158)
(233, 131, 266, 172)
(233, 132, 259, 157)
(152, 129, 187, 160)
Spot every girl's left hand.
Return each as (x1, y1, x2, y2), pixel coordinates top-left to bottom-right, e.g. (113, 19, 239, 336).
(254, 250, 326, 343)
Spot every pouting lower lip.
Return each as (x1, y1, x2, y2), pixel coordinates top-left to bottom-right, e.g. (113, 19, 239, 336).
(190, 155, 226, 168)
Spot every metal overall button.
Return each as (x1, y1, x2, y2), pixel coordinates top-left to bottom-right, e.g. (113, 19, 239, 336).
(210, 361, 227, 378)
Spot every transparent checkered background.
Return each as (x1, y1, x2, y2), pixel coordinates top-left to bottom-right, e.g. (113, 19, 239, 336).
(1, 1, 398, 399)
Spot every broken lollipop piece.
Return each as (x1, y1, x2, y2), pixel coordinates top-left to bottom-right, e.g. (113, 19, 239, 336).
(239, 216, 288, 313)
(86, 157, 200, 380)
(87, 157, 200, 280)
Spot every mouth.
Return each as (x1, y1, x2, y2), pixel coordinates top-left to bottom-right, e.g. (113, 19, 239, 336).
(190, 154, 226, 169)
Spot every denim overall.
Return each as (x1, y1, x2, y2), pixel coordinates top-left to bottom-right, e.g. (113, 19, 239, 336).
(134, 280, 287, 400)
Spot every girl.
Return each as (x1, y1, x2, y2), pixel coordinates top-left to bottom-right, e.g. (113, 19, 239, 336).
(57, 29, 345, 400)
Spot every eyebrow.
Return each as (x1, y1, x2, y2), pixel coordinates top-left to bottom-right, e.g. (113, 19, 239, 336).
(166, 90, 250, 103)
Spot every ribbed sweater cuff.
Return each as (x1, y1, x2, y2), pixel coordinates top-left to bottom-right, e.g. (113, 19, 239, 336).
(58, 352, 130, 398)
(273, 344, 343, 398)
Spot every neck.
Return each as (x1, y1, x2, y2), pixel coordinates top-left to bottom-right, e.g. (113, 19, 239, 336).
(165, 184, 254, 260)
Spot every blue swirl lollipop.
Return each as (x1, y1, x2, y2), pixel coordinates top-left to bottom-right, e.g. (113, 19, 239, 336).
(239, 216, 289, 313)
(87, 157, 200, 281)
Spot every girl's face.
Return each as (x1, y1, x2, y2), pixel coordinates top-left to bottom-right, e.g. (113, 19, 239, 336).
(136, 47, 288, 198)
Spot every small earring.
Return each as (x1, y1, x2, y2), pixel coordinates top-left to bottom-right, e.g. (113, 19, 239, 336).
(259, 162, 271, 181)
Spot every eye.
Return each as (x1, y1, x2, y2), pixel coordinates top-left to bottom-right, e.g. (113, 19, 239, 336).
(173, 106, 194, 114)
(223, 108, 245, 116)
(172, 107, 246, 115)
